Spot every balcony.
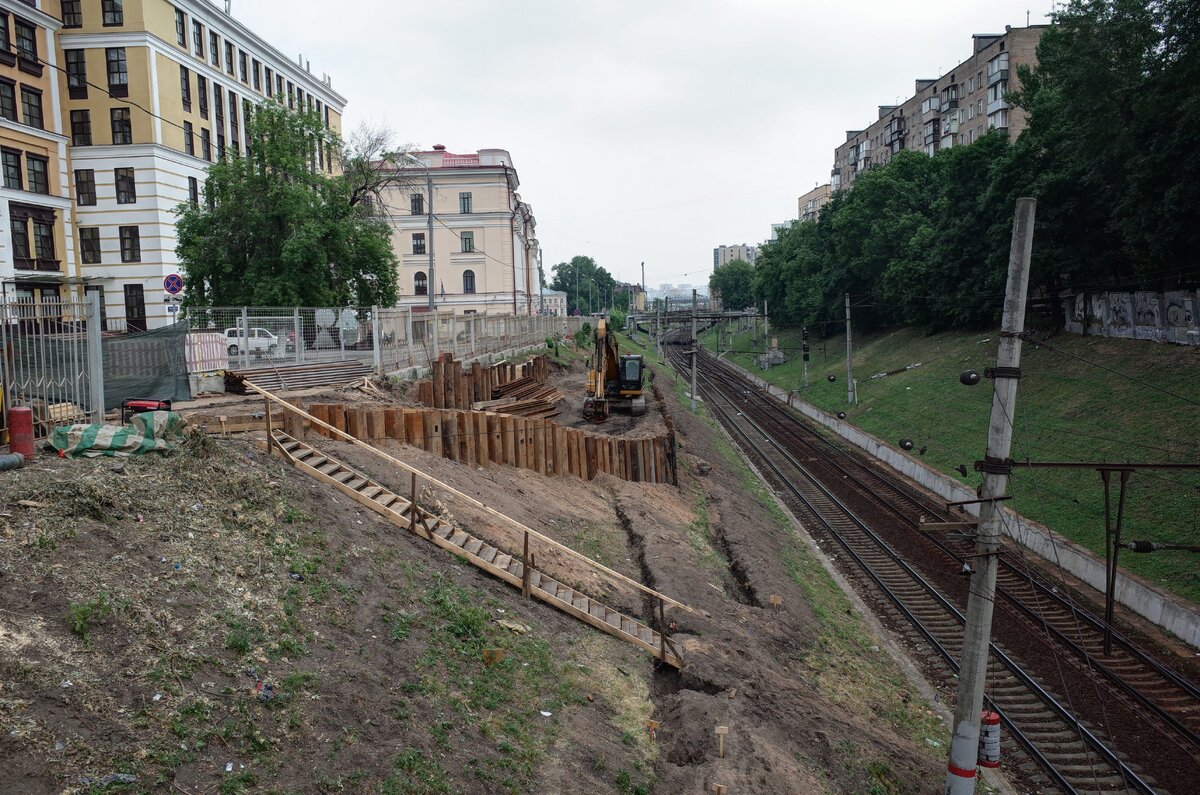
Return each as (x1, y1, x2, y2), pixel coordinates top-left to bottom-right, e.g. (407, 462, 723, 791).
(988, 68, 1009, 87)
(14, 257, 62, 273)
(987, 98, 1009, 115)
(940, 97, 959, 113)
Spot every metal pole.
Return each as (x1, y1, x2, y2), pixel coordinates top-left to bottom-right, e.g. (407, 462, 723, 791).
(844, 293, 853, 405)
(293, 307, 302, 364)
(426, 170, 435, 313)
(241, 306, 249, 369)
(1104, 469, 1130, 656)
(85, 290, 104, 423)
(945, 197, 1036, 795)
(690, 289, 698, 413)
(371, 306, 383, 376)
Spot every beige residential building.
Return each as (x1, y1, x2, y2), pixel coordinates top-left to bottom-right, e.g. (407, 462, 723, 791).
(382, 145, 539, 316)
(831, 25, 1044, 193)
(798, 183, 831, 222)
(1, 0, 345, 329)
(541, 288, 566, 317)
(713, 243, 756, 271)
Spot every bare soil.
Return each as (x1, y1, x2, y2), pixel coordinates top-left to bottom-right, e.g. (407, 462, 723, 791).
(1, 342, 950, 793)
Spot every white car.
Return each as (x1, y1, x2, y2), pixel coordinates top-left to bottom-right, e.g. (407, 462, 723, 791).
(225, 327, 279, 356)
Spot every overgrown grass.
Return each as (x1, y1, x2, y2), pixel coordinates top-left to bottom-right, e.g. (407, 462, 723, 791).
(702, 324, 1200, 604)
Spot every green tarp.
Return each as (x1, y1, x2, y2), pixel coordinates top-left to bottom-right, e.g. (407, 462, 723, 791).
(46, 411, 189, 458)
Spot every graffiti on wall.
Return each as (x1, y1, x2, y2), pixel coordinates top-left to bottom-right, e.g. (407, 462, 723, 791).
(1062, 289, 1200, 346)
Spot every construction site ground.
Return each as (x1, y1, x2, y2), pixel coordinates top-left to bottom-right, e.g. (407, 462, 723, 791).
(1, 345, 956, 793)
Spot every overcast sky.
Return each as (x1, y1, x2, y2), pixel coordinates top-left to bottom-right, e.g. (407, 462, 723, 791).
(228, 0, 1051, 289)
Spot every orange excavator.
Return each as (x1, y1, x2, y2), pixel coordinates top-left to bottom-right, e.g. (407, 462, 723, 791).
(583, 318, 646, 422)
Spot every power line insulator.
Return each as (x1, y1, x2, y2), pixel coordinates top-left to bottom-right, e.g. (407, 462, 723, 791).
(960, 370, 981, 386)
(827, 375, 836, 383)
(899, 438, 915, 450)
(836, 411, 847, 420)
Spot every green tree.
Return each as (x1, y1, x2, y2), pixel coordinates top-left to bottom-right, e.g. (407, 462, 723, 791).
(176, 101, 398, 307)
(708, 258, 756, 311)
(549, 255, 616, 315)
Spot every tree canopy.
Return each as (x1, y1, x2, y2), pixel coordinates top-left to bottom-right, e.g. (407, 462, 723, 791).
(176, 101, 399, 308)
(549, 255, 623, 315)
(708, 259, 756, 311)
(742, 0, 1199, 334)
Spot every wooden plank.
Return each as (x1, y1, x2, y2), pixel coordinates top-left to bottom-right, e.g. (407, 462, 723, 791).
(488, 412, 503, 465)
(328, 403, 346, 436)
(474, 412, 489, 468)
(346, 408, 366, 440)
(309, 403, 328, 438)
(515, 418, 528, 470)
(460, 411, 475, 465)
(471, 362, 483, 403)
(555, 424, 568, 477)
(444, 355, 456, 410)
(432, 358, 445, 409)
(584, 435, 596, 481)
(427, 412, 442, 456)
(566, 429, 577, 478)
(533, 419, 545, 475)
(384, 408, 402, 441)
(576, 431, 587, 481)
(443, 410, 458, 462)
(645, 438, 657, 483)
(369, 408, 386, 441)
(501, 415, 516, 467)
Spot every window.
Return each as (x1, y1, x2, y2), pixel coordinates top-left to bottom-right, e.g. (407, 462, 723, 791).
(21, 87, 42, 129)
(175, 8, 186, 46)
(106, 48, 128, 96)
(0, 81, 14, 121)
(80, 227, 100, 264)
(463, 270, 476, 294)
(252, 59, 261, 90)
(183, 120, 194, 155)
(213, 83, 223, 121)
(460, 231, 474, 253)
(110, 107, 131, 144)
(188, 176, 198, 206)
(32, 218, 53, 260)
(216, 128, 225, 160)
(65, 49, 87, 97)
(242, 99, 251, 150)
(224, 42, 234, 75)
(209, 31, 219, 67)
(412, 233, 425, 255)
(276, 74, 283, 97)
(74, 169, 96, 204)
(10, 217, 29, 260)
(410, 193, 424, 215)
(197, 75, 208, 118)
(228, 90, 238, 143)
(414, 271, 428, 296)
(238, 51, 247, 83)
(200, 127, 211, 161)
(192, 20, 203, 58)
(14, 19, 36, 60)
(179, 65, 191, 110)
(287, 81, 294, 109)
(115, 167, 135, 203)
(26, 155, 46, 194)
(0, 16, 8, 54)
(70, 109, 91, 145)
(459, 192, 472, 214)
(119, 225, 140, 262)
(2, 149, 20, 189)
(103, 0, 123, 26)
(264, 67, 273, 96)
(63, 1, 83, 28)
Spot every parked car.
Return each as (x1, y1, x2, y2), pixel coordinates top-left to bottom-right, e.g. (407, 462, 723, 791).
(225, 327, 279, 356)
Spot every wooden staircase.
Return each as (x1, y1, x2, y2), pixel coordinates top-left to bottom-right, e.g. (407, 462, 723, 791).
(268, 431, 683, 668)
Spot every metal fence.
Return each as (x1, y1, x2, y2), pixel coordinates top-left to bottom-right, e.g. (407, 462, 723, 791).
(186, 306, 586, 375)
(0, 293, 103, 442)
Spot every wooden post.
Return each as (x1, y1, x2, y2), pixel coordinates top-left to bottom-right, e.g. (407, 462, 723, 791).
(488, 413, 503, 464)
(522, 531, 531, 599)
(715, 726, 729, 758)
(432, 357, 445, 408)
(428, 412, 442, 457)
(501, 415, 516, 466)
(309, 403, 328, 438)
(555, 424, 568, 477)
(475, 412, 489, 467)
(284, 402, 304, 439)
(461, 412, 475, 465)
(472, 361, 483, 403)
(444, 410, 459, 462)
(385, 408, 402, 441)
(658, 599, 666, 662)
(264, 396, 275, 451)
(329, 403, 346, 436)
(445, 355, 456, 410)
(533, 420, 545, 474)
(409, 472, 418, 533)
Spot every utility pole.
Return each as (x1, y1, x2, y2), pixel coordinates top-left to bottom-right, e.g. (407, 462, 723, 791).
(690, 288, 698, 413)
(945, 197, 1036, 795)
(844, 293, 854, 405)
(763, 300, 769, 356)
(640, 261, 645, 313)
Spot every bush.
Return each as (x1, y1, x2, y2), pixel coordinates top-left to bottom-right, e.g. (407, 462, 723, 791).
(608, 308, 627, 330)
(573, 323, 593, 349)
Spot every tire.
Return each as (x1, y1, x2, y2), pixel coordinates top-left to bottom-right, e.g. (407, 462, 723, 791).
(227, 344, 239, 355)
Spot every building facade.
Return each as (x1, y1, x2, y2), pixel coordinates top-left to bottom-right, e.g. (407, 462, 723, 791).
(1, 0, 345, 329)
(382, 145, 539, 316)
(713, 243, 757, 271)
(830, 25, 1044, 193)
(798, 183, 830, 222)
(541, 288, 566, 317)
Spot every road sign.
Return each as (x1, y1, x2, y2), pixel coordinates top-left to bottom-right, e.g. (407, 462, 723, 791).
(163, 273, 184, 294)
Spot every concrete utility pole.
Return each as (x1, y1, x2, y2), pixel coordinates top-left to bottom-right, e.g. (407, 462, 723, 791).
(763, 300, 769, 356)
(944, 197, 1036, 795)
(844, 293, 854, 405)
(690, 289, 698, 413)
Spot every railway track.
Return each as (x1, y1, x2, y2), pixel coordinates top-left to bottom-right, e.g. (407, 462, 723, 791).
(662, 342, 1198, 793)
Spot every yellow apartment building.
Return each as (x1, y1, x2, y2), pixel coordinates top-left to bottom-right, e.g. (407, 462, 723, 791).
(0, 0, 75, 312)
(1, 0, 345, 329)
(381, 145, 541, 316)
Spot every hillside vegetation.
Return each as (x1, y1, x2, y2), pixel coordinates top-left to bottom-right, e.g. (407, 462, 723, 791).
(700, 323, 1200, 605)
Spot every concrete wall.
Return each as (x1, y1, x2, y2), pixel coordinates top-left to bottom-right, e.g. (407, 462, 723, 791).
(716, 356, 1200, 650)
(1063, 289, 1200, 346)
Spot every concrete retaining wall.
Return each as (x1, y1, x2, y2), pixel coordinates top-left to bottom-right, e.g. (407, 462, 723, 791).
(717, 356, 1200, 649)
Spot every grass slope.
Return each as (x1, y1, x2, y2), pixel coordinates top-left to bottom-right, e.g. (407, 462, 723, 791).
(697, 322, 1200, 605)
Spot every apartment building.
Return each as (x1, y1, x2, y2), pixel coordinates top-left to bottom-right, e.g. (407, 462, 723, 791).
(382, 145, 540, 316)
(713, 243, 756, 271)
(0, 0, 76, 311)
(541, 288, 566, 317)
(830, 25, 1044, 193)
(1, 0, 345, 329)
(798, 183, 831, 222)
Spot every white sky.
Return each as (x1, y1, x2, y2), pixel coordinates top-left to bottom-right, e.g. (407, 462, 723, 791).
(227, 0, 1052, 288)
